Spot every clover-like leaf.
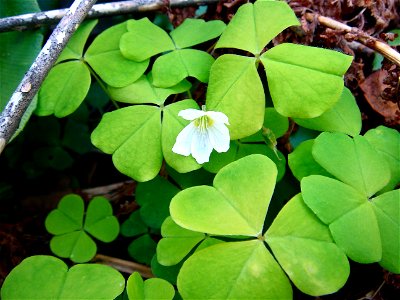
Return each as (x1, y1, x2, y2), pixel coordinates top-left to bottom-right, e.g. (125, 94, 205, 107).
(364, 126, 400, 192)
(121, 210, 148, 237)
(37, 61, 91, 117)
(128, 234, 157, 265)
(152, 49, 214, 88)
(91, 105, 162, 182)
(312, 132, 390, 197)
(288, 139, 332, 181)
(266, 194, 350, 295)
(50, 231, 96, 263)
(45, 194, 84, 234)
(136, 176, 180, 229)
(178, 240, 292, 299)
(108, 74, 191, 105)
(215, 1, 299, 55)
(84, 196, 119, 242)
(127, 272, 175, 300)
(170, 18, 226, 49)
(120, 18, 175, 62)
(170, 155, 277, 236)
(206, 54, 265, 139)
(58, 20, 98, 62)
(157, 217, 205, 266)
(162, 100, 201, 173)
(1, 256, 124, 299)
(85, 21, 149, 87)
(294, 87, 362, 136)
(371, 189, 400, 273)
(261, 43, 353, 118)
(301, 175, 382, 263)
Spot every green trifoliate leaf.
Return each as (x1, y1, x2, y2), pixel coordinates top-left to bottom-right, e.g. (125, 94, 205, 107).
(58, 20, 98, 62)
(85, 21, 149, 87)
(120, 18, 175, 62)
(127, 272, 175, 300)
(109, 74, 191, 105)
(91, 105, 162, 182)
(157, 217, 205, 266)
(177, 240, 292, 299)
(136, 176, 180, 229)
(170, 18, 226, 49)
(83, 196, 119, 242)
(128, 234, 157, 265)
(312, 132, 391, 197)
(288, 139, 332, 181)
(215, 1, 299, 55)
(162, 100, 201, 173)
(151, 256, 182, 285)
(50, 231, 96, 263)
(294, 87, 361, 136)
(364, 126, 400, 192)
(301, 175, 382, 263)
(1, 256, 125, 299)
(206, 54, 265, 139)
(170, 155, 277, 236)
(152, 49, 214, 88)
(261, 43, 353, 118)
(121, 211, 148, 237)
(45, 194, 84, 234)
(266, 194, 349, 296)
(37, 61, 91, 117)
(372, 189, 400, 273)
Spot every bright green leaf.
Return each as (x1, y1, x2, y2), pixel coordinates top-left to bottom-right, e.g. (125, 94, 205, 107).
(364, 126, 400, 192)
(266, 194, 349, 296)
(162, 100, 201, 173)
(301, 175, 382, 263)
(157, 217, 205, 266)
(84, 196, 119, 242)
(45, 194, 84, 235)
(50, 231, 97, 263)
(170, 155, 277, 236)
(85, 21, 149, 87)
(294, 87, 361, 136)
(206, 54, 265, 139)
(261, 43, 353, 118)
(170, 18, 226, 49)
(37, 61, 91, 117)
(91, 105, 162, 182)
(152, 49, 214, 88)
(109, 74, 191, 105)
(1, 255, 125, 299)
(120, 18, 175, 62)
(136, 176, 180, 229)
(126, 272, 175, 300)
(288, 139, 332, 181)
(58, 20, 98, 62)
(126, 272, 145, 299)
(372, 190, 400, 273)
(215, 1, 299, 55)
(178, 240, 292, 299)
(312, 132, 391, 197)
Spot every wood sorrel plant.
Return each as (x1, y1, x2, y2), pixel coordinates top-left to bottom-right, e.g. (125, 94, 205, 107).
(1, 0, 399, 299)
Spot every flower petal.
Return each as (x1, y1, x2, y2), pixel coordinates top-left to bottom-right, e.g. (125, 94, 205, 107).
(178, 109, 205, 121)
(172, 122, 196, 156)
(206, 111, 229, 125)
(208, 122, 230, 153)
(191, 130, 213, 164)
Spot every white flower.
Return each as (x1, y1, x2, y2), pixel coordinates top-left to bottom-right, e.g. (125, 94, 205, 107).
(172, 106, 230, 164)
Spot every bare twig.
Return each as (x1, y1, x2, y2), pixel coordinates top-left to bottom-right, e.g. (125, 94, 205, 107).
(305, 13, 400, 67)
(0, 0, 220, 33)
(0, 0, 98, 154)
(93, 254, 153, 278)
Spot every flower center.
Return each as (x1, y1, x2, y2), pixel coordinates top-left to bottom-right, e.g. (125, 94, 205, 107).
(194, 115, 214, 131)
